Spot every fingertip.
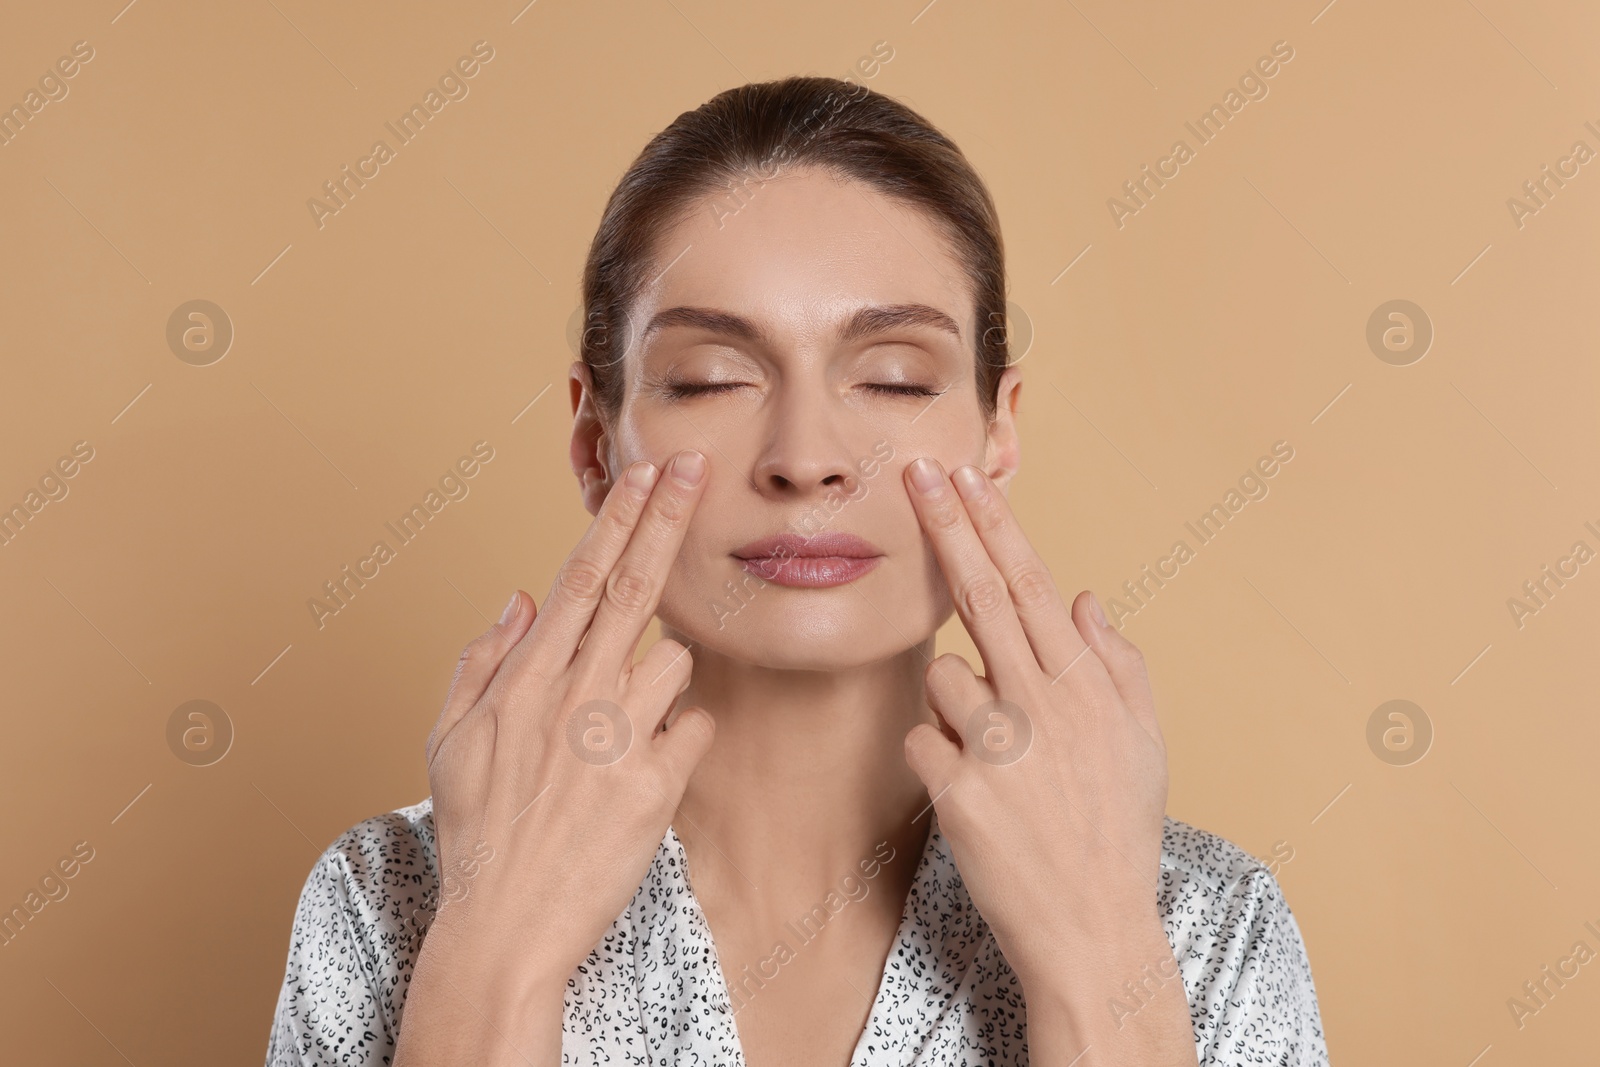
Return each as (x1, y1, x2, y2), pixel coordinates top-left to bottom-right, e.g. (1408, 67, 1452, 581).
(492, 588, 537, 648)
(1072, 589, 1109, 643)
(1087, 590, 1108, 629)
(499, 589, 523, 626)
(906, 456, 947, 497)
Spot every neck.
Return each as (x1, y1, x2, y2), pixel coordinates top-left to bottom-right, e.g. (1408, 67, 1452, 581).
(660, 622, 939, 911)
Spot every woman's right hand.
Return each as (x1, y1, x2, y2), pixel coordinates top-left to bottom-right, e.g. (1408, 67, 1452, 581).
(393, 449, 716, 1067)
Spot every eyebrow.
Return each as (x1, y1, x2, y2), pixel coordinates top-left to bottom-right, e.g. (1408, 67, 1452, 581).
(640, 303, 963, 351)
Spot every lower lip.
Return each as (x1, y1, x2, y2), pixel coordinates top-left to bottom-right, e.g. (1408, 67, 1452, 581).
(736, 554, 883, 588)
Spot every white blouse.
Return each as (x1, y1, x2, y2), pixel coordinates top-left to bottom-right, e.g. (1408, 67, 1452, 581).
(265, 797, 1329, 1065)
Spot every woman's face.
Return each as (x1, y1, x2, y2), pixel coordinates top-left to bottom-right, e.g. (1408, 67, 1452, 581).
(570, 166, 1022, 670)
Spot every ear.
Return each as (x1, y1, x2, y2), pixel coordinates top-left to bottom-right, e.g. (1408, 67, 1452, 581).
(983, 364, 1022, 493)
(569, 360, 613, 516)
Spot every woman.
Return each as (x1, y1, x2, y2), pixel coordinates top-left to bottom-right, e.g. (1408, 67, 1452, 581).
(265, 76, 1328, 1066)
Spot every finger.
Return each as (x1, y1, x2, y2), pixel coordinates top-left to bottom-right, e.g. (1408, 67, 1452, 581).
(948, 464, 1087, 681)
(427, 590, 537, 766)
(628, 638, 696, 732)
(1073, 590, 1164, 746)
(904, 457, 1038, 685)
(651, 704, 716, 789)
(904, 722, 962, 796)
(505, 459, 661, 680)
(575, 449, 707, 685)
(924, 652, 989, 742)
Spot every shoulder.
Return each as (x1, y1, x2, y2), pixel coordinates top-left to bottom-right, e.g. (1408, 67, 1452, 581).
(1156, 815, 1329, 1065)
(268, 798, 440, 1065)
(1157, 813, 1300, 956)
(311, 795, 438, 907)
(283, 795, 441, 968)
(1158, 813, 1281, 908)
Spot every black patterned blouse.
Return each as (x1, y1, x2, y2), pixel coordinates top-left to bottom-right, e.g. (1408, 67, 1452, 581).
(265, 797, 1329, 1065)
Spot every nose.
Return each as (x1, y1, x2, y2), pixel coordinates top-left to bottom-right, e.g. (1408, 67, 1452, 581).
(749, 384, 863, 500)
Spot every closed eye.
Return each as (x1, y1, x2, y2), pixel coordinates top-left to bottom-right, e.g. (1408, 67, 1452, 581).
(660, 382, 945, 399)
(865, 383, 945, 398)
(659, 382, 745, 399)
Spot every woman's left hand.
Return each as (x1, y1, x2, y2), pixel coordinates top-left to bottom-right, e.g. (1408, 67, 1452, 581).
(901, 457, 1199, 1065)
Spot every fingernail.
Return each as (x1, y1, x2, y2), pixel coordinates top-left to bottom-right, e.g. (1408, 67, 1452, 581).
(1088, 593, 1108, 629)
(499, 591, 520, 625)
(951, 465, 985, 500)
(672, 449, 706, 486)
(626, 461, 658, 491)
(909, 457, 943, 494)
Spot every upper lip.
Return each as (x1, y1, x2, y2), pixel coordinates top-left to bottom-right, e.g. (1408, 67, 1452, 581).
(732, 531, 883, 559)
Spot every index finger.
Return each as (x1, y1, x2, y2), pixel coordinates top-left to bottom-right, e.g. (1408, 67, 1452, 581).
(945, 463, 1091, 684)
(575, 448, 708, 676)
(501, 457, 664, 679)
(904, 456, 1040, 686)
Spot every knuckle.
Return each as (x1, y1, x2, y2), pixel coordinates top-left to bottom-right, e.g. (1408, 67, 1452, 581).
(653, 490, 691, 525)
(925, 653, 969, 689)
(1114, 636, 1147, 667)
(459, 633, 491, 662)
(960, 577, 1008, 622)
(656, 641, 694, 680)
(926, 499, 965, 533)
(967, 492, 1005, 533)
(556, 557, 608, 602)
(1008, 564, 1056, 611)
(604, 563, 656, 615)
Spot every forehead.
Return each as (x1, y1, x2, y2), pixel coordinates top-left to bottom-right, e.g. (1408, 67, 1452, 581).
(636, 167, 973, 344)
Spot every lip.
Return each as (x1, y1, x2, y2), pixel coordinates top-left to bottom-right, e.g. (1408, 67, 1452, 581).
(731, 531, 884, 588)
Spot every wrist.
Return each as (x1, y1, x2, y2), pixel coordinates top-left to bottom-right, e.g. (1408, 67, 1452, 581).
(397, 910, 573, 1067)
(1019, 919, 1191, 1054)
(423, 904, 577, 1012)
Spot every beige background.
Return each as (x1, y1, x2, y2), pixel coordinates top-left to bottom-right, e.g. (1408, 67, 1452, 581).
(2, 0, 1596, 1063)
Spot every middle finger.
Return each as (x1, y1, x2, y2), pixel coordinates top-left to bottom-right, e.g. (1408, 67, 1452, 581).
(574, 448, 708, 680)
(904, 456, 1039, 687)
(947, 464, 1089, 682)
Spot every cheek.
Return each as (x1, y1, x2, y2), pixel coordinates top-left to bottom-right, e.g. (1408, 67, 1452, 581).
(655, 496, 723, 612)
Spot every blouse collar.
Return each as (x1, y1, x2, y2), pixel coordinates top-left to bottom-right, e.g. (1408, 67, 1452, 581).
(626, 810, 997, 1066)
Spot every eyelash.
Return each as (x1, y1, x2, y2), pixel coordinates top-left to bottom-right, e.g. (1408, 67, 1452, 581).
(661, 383, 944, 399)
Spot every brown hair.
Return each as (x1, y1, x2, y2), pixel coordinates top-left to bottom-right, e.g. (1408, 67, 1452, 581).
(578, 75, 1011, 423)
